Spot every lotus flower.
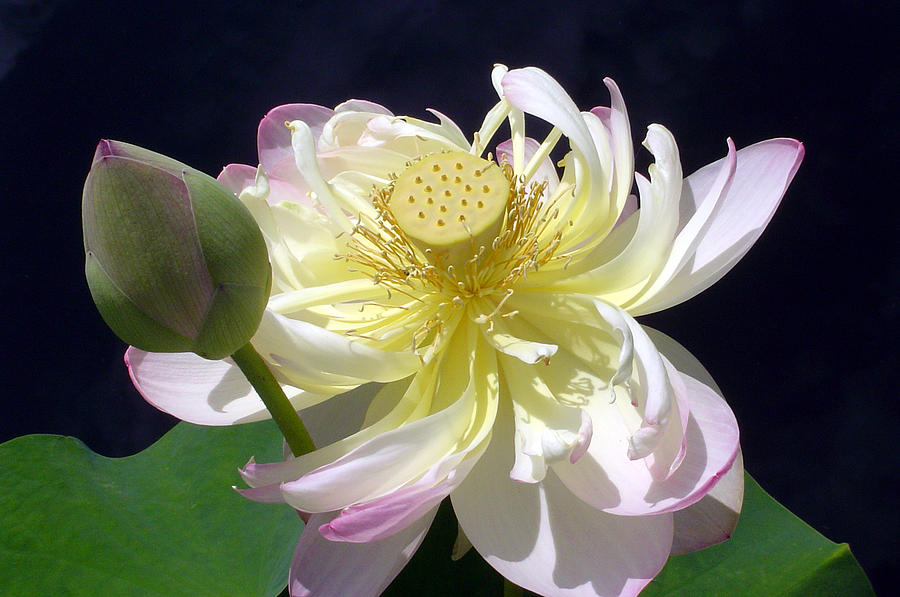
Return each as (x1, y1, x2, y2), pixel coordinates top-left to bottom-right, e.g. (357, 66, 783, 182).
(126, 65, 803, 596)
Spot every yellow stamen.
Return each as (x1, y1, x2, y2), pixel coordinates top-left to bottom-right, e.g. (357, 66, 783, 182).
(340, 151, 566, 356)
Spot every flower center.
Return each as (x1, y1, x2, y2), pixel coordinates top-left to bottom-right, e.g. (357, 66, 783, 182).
(390, 152, 510, 267)
(344, 150, 563, 316)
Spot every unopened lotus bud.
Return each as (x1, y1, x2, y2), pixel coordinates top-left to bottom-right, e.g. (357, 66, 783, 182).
(82, 140, 271, 359)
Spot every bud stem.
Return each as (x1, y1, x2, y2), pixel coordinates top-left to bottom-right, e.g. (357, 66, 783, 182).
(230, 343, 316, 457)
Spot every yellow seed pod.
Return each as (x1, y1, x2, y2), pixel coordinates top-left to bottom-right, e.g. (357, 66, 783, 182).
(391, 151, 510, 266)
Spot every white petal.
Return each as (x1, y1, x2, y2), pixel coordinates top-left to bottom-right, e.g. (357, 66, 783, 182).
(501, 67, 614, 242)
(287, 119, 353, 232)
(274, 325, 498, 512)
(501, 68, 600, 185)
(483, 328, 557, 364)
(451, 408, 672, 597)
(553, 346, 739, 517)
(288, 507, 435, 597)
(599, 77, 634, 211)
(253, 310, 420, 390)
(562, 124, 683, 295)
(334, 99, 394, 116)
(630, 138, 804, 314)
(501, 353, 592, 483)
(125, 348, 325, 425)
(279, 373, 477, 511)
(496, 136, 560, 190)
(627, 138, 737, 311)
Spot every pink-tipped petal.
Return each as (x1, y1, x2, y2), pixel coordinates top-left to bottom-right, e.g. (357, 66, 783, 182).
(289, 508, 435, 597)
(626, 138, 737, 314)
(553, 356, 738, 517)
(235, 482, 285, 504)
(217, 163, 309, 205)
(501, 68, 600, 178)
(217, 163, 258, 194)
(125, 347, 319, 425)
(601, 78, 634, 208)
(319, 478, 450, 543)
(279, 374, 478, 512)
(319, 440, 483, 543)
(632, 138, 804, 314)
(451, 409, 673, 597)
(258, 104, 334, 182)
(671, 450, 744, 555)
(641, 326, 745, 553)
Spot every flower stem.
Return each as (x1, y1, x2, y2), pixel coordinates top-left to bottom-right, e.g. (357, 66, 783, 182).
(230, 342, 316, 457)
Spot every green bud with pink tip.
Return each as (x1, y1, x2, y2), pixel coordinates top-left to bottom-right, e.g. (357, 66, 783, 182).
(82, 140, 271, 360)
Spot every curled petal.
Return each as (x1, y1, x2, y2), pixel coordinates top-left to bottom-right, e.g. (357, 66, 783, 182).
(287, 119, 353, 231)
(483, 327, 557, 365)
(258, 103, 334, 188)
(597, 77, 634, 211)
(501, 353, 592, 483)
(501, 67, 614, 241)
(626, 138, 737, 311)
(630, 138, 805, 314)
(562, 124, 683, 296)
(552, 345, 739, 517)
(642, 326, 745, 553)
(451, 407, 672, 597)
(501, 68, 601, 185)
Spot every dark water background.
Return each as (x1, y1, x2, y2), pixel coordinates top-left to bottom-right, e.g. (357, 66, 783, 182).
(1, 0, 895, 593)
